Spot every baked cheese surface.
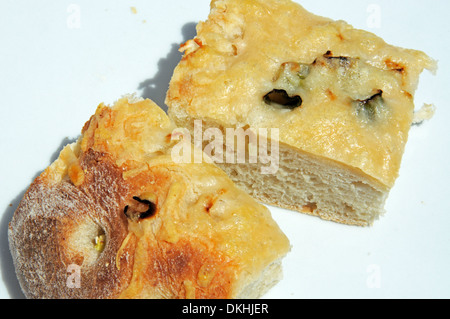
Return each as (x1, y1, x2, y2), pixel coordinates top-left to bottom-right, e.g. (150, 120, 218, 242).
(167, 0, 436, 188)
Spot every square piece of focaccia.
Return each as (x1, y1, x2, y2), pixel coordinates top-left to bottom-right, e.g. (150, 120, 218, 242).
(8, 96, 290, 299)
(166, 0, 436, 226)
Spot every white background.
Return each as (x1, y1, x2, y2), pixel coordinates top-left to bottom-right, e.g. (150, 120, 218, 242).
(1, 0, 449, 299)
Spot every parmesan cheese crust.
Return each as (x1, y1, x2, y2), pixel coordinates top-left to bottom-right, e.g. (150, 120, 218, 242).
(166, 0, 436, 225)
(8, 96, 290, 299)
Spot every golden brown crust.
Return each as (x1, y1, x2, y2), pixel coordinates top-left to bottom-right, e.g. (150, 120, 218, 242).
(8, 149, 135, 299)
(120, 239, 237, 299)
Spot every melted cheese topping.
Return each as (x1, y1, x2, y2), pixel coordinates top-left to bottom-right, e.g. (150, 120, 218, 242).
(80, 97, 177, 169)
(167, 0, 436, 188)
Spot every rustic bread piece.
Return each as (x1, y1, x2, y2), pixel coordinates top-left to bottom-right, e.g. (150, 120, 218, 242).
(166, 0, 436, 226)
(8, 96, 290, 299)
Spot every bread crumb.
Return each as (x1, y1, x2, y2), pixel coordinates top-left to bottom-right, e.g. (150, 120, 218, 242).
(130, 6, 137, 14)
(413, 103, 436, 124)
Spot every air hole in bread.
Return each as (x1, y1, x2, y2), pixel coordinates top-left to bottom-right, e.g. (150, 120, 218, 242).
(124, 196, 157, 222)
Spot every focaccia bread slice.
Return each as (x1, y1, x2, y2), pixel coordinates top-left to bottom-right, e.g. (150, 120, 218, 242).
(8, 96, 290, 299)
(166, 0, 436, 226)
